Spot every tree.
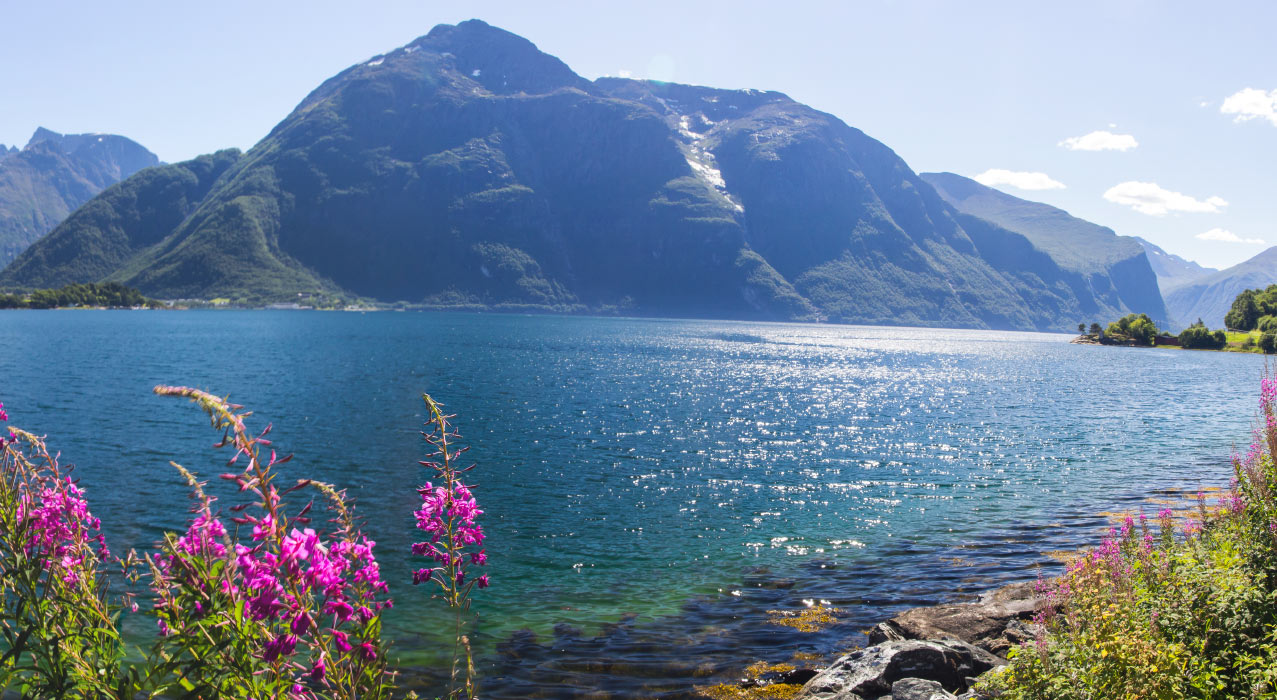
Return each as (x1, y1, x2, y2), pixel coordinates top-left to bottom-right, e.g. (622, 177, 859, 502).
(1179, 324, 1227, 350)
(1262, 332, 1277, 354)
(1225, 290, 1258, 330)
(1127, 317, 1156, 345)
(1089, 322, 1102, 336)
(1078, 323, 1086, 333)
(1105, 313, 1159, 346)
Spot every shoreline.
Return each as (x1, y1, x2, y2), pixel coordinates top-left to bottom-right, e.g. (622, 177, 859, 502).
(1071, 332, 1266, 354)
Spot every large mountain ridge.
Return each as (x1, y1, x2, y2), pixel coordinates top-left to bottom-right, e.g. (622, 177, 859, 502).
(1165, 246, 1277, 329)
(1136, 237, 1216, 296)
(921, 172, 1168, 327)
(0, 20, 1183, 331)
(0, 128, 158, 265)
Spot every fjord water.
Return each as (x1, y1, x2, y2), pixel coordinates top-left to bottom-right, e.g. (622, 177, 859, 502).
(0, 311, 1260, 697)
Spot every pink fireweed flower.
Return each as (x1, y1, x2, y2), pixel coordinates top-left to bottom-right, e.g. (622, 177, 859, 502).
(359, 642, 377, 661)
(17, 476, 110, 585)
(413, 394, 488, 697)
(150, 387, 393, 696)
(331, 629, 352, 653)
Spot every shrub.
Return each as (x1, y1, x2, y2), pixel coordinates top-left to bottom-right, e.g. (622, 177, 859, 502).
(145, 386, 395, 699)
(0, 387, 488, 698)
(979, 375, 1277, 699)
(1262, 332, 1277, 354)
(0, 413, 132, 698)
(1178, 324, 1227, 349)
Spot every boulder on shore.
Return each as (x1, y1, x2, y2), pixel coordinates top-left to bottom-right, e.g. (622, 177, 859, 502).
(891, 677, 959, 699)
(866, 581, 1040, 656)
(796, 638, 1003, 699)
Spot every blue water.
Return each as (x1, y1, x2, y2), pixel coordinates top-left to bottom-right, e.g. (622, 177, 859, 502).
(0, 311, 1262, 697)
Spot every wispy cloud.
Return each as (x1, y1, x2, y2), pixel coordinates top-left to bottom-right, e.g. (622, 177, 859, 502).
(972, 169, 1065, 191)
(1059, 130, 1138, 152)
(1196, 228, 1265, 245)
(1221, 88, 1277, 126)
(1102, 181, 1227, 216)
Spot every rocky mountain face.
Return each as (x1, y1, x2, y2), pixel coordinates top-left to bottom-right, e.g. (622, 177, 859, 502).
(0, 128, 158, 265)
(1165, 247, 1277, 329)
(1135, 237, 1216, 294)
(921, 172, 1170, 327)
(2, 21, 1132, 330)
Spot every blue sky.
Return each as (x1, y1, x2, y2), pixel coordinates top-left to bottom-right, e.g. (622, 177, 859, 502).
(3, 0, 1273, 269)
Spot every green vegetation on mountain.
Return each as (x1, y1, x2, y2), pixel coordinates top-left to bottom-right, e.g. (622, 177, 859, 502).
(0, 128, 158, 265)
(0, 281, 155, 309)
(0, 21, 1145, 330)
(921, 171, 1169, 327)
(1, 150, 241, 291)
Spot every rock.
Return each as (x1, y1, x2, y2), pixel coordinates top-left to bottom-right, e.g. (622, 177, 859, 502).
(867, 581, 1041, 656)
(771, 668, 821, 686)
(797, 639, 1003, 699)
(553, 622, 584, 639)
(892, 678, 958, 700)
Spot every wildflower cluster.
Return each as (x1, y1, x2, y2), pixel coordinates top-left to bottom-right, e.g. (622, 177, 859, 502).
(412, 393, 489, 699)
(0, 414, 126, 697)
(983, 374, 1277, 699)
(0, 385, 487, 698)
(146, 386, 395, 699)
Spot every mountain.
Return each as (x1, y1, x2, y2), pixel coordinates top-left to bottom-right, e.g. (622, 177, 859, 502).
(0, 128, 159, 264)
(920, 172, 1169, 326)
(1135, 237, 1216, 293)
(0, 150, 242, 291)
(2, 21, 1123, 330)
(1164, 247, 1277, 329)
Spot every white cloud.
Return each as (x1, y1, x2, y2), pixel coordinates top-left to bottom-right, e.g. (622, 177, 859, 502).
(1059, 130, 1138, 151)
(1196, 228, 1266, 245)
(972, 169, 1066, 191)
(1102, 181, 1227, 216)
(1220, 87, 1277, 126)
(617, 69, 633, 79)
(1199, 100, 1211, 108)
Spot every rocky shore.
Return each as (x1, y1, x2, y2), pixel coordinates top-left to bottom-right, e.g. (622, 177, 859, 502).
(734, 581, 1042, 700)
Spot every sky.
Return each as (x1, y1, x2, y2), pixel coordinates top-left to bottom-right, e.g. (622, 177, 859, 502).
(3, 0, 1274, 270)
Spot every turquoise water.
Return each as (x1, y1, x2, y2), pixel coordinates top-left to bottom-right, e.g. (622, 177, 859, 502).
(0, 311, 1261, 697)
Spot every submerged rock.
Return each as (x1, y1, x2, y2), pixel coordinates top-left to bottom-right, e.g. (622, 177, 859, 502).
(866, 581, 1040, 656)
(796, 638, 1002, 699)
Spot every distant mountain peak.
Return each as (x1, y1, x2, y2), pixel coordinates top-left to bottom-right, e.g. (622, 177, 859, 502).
(410, 19, 590, 96)
(1164, 244, 1277, 328)
(1134, 237, 1215, 295)
(1, 23, 1157, 331)
(921, 170, 1168, 325)
(0, 128, 159, 265)
(27, 127, 66, 149)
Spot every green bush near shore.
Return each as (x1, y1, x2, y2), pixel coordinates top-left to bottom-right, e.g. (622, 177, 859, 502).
(979, 378, 1277, 699)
